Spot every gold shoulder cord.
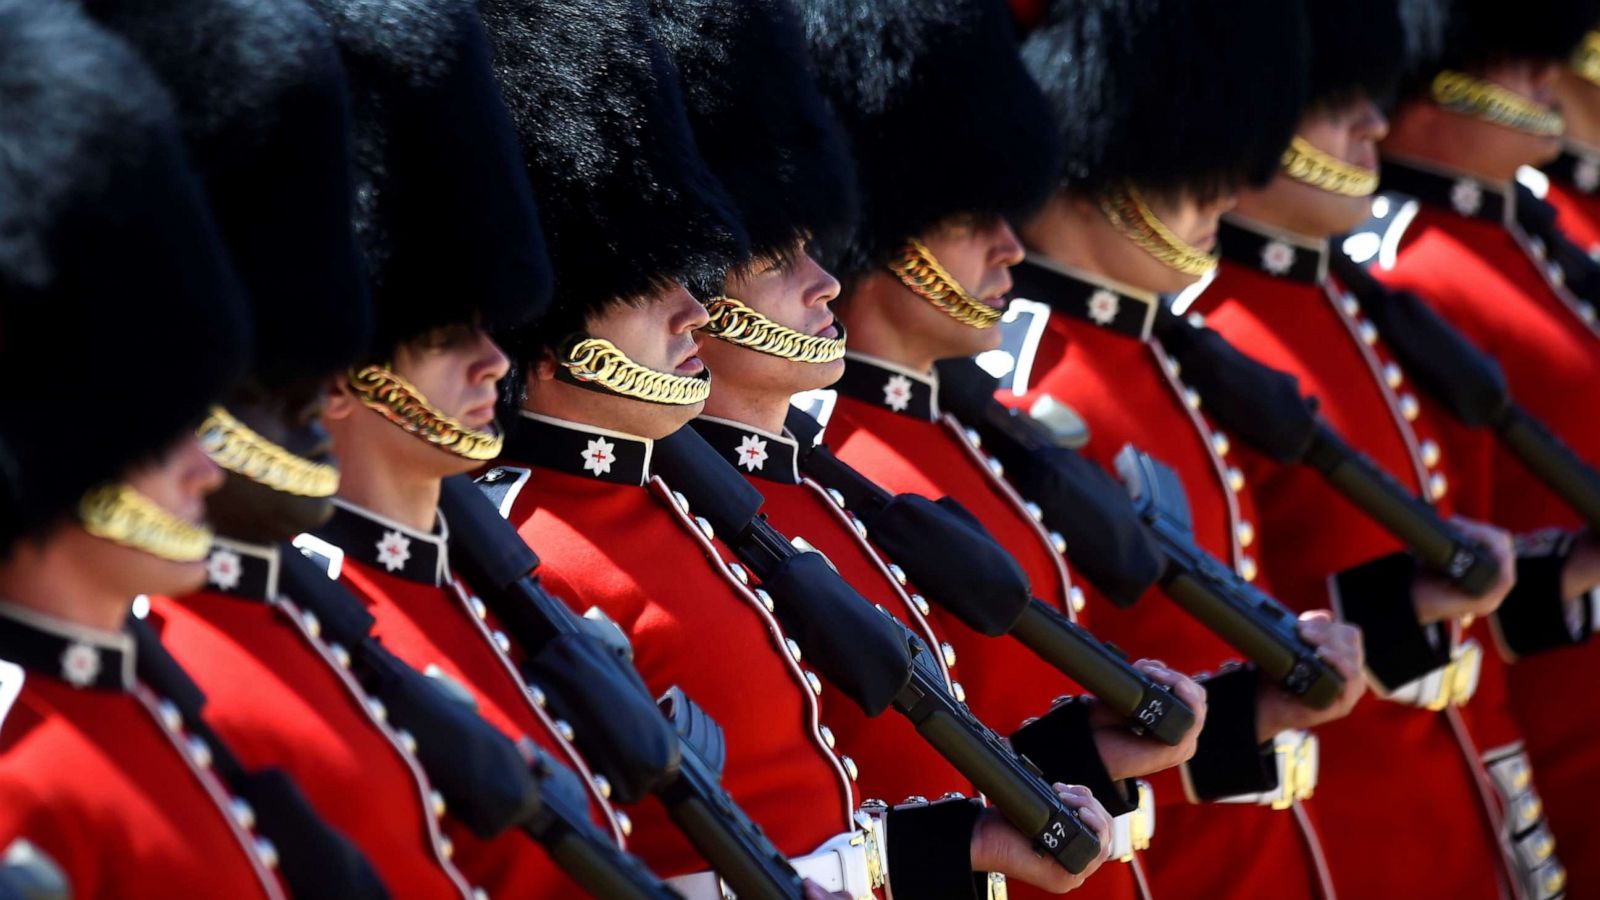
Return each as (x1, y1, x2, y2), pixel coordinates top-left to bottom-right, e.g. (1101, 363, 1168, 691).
(1431, 70, 1564, 137)
(1574, 32, 1600, 88)
(702, 296, 848, 364)
(558, 336, 712, 406)
(1099, 182, 1219, 277)
(887, 238, 1004, 329)
(348, 364, 504, 461)
(79, 483, 213, 563)
(1280, 137, 1379, 198)
(198, 406, 339, 498)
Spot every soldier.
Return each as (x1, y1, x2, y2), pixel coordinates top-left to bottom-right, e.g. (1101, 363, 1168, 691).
(479, 0, 1114, 894)
(995, 1, 1370, 896)
(1544, 30, 1600, 256)
(790, 1, 1218, 897)
(1186, 0, 1595, 896)
(0, 2, 379, 895)
(301, 0, 634, 894)
(1357, 0, 1600, 891)
(79, 1, 483, 894)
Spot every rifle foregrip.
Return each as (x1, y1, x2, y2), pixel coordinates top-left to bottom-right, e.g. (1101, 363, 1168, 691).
(894, 674, 1101, 874)
(1011, 602, 1195, 746)
(1305, 428, 1500, 595)
(1496, 406, 1600, 531)
(537, 823, 681, 900)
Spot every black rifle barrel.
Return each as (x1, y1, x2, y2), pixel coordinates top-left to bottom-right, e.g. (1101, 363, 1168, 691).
(1496, 406, 1600, 531)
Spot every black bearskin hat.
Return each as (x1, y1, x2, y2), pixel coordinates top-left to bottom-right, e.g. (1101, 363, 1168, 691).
(1433, 0, 1600, 75)
(481, 0, 749, 354)
(1305, 0, 1417, 109)
(304, 0, 552, 357)
(0, 0, 250, 545)
(647, 0, 858, 270)
(1022, 0, 1311, 199)
(83, 0, 371, 387)
(797, 0, 1062, 280)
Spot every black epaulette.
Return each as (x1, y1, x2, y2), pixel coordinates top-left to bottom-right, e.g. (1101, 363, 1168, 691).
(1339, 190, 1416, 273)
(290, 532, 345, 580)
(473, 465, 531, 518)
(991, 296, 1052, 395)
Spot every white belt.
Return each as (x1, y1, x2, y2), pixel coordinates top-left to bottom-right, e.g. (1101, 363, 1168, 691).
(1381, 637, 1482, 710)
(668, 828, 880, 900)
(1106, 780, 1156, 861)
(1214, 729, 1319, 809)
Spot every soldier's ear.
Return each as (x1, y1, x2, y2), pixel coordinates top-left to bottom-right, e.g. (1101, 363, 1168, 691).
(530, 349, 560, 384)
(321, 373, 356, 421)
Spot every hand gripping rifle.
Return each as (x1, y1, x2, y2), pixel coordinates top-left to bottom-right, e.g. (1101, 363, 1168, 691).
(650, 427, 1104, 874)
(932, 358, 1346, 705)
(1114, 446, 1347, 708)
(1332, 251, 1600, 531)
(436, 476, 805, 900)
(276, 546, 679, 899)
(1151, 309, 1503, 595)
(782, 404, 1195, 745)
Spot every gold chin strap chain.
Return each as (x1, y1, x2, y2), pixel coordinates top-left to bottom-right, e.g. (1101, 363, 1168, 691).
(347, 364, 504, 461)
(558, 336, 713, 406)
(887, 238, 1004, 329)
(78, 483, 213, 563)
(1574, 32, 1600, 88)
(1099, 182, 1219, 277)
(1431, 70, 1564, 137)
(1280, 136, 1379, 198)
(198, 406, 339, 498)
(702, 296, 848, 364)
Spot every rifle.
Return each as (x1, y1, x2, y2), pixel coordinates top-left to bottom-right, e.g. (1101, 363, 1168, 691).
(277, 547, 680, 899)
(1114, 446, 1347, 708)
(1152, 309, 1503, 595)
(1332, 251, 1600, 532)
(784, 405, 1195, 745)
(438, 477, 805, 900)
(651, 427, 1103, 874)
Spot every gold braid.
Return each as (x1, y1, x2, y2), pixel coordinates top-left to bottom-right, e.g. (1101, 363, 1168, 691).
(1280, 137, 1379, 198)
(79, 483, 213, 563)
(702, 296, 847, 364)
(1574, 32, 1600, 88)
(1099, 182, 1219, 277)
(198, 406, 339, 498)
(347, 365, 504, 461)
(887, 238, 1004, 329)
(558, 336, 712, 405)
(1431, 70, 1564, 137)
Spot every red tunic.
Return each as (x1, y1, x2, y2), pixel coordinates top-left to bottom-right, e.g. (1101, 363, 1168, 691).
(824, 353, 1142, 900)
(1194, 215, 1515, 899)
(148, 539, 471, 899)
(1542, 146, 1600, 260)
(0, 603, 285, 900)
(302, 500, 622, 899)
(495, 413, 857, 881)
(992, 256, 1332, 900)
(1370, 160, 1600, 892)
(690, 414, 973, 808)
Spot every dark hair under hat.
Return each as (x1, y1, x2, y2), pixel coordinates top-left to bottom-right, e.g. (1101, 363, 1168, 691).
(0, 0, 249, 545)
(797, 0, 1062, 280)
(481, 0, 749, 355)
(83, 0, 372, 387)
(1022, 0, 1311, 200)
(647, 0, 858, 271)
(305, 0, 552, 358)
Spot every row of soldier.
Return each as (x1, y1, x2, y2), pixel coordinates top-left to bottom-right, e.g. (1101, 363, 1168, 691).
(1, 0, 1598, 897)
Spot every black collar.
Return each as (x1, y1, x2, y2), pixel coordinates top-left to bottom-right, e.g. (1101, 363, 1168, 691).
(832, 353, 941, 422)
(506, 412, 653, 488)
(690, 416, 802, 484)
(1380, 155, 1512, 225)
(1219, 217, 1329, 286)
(0, 601, 136, 691)
(1011, 256, 1160, 340)
(309, 500, 449, 586)
(201, 538, 279, 601)
(1544, 143, 1600, 196)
